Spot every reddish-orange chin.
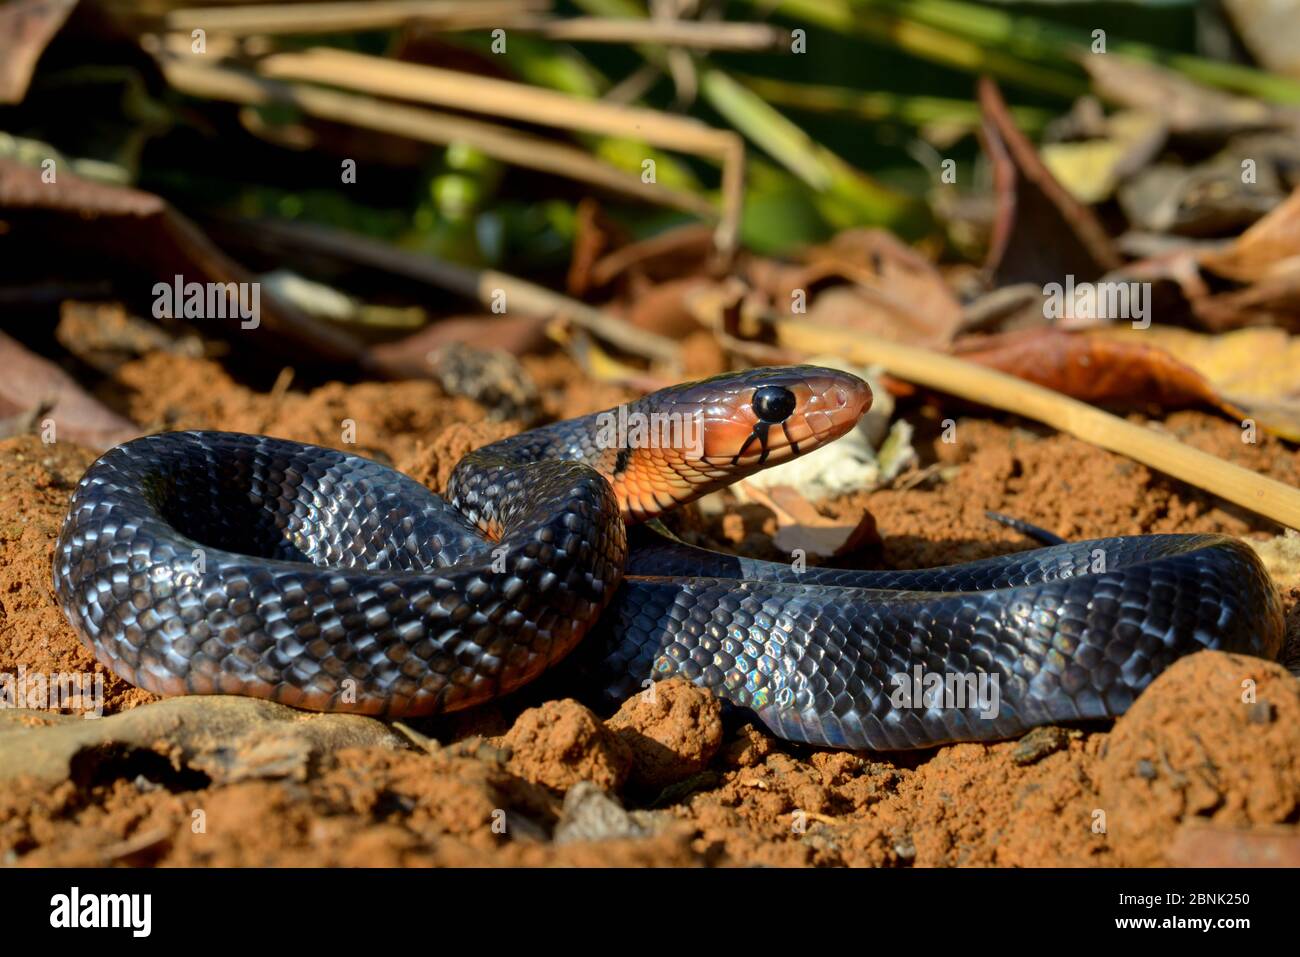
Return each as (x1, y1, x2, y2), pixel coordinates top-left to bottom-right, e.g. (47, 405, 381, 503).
(604, 406, 864, 521)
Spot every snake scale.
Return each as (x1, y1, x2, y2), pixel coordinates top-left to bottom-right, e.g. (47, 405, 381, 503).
(54, 366, 1283, 750)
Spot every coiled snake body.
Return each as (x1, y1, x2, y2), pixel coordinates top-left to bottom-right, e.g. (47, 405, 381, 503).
(54, 366, 1283, 749)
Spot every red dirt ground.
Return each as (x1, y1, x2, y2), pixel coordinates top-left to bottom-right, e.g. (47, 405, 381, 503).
(2, 350, 1298, 866)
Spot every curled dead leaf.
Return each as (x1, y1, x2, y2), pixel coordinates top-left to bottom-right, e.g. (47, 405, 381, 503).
(1200, 185, 1300, 284)
(954, 326, 1231, 412)
(0, 158, 365, 364)
(740, 481, 880, 560)
(1093, 325, 1300, 440)
(955, 324, 1300, 441)
(0, 0, 79, 104)
(980, 77, 1121, 288)
(0, 329, 138, 450)
(753, 229, 963, 349)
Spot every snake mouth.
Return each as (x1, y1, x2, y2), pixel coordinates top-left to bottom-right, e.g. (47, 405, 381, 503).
(729, 423, 773, 466)
(728, 418, 806, 467)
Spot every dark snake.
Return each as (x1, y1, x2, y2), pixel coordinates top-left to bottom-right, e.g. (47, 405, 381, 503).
(53, 366, 1284, 750)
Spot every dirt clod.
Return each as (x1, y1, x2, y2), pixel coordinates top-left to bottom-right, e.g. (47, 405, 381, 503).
(1097, 651, 1300, 865)
(606, 677, 725, 793)
(499, 698, 632, 795)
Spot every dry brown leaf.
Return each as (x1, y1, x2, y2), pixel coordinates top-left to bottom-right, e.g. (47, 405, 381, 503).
(980, 77, 1121, 288)
(588, 223, 717, 290)
(0, 0, 79, 104)
(0, 157, 365, 364)
(366, 314, 549, 378)
(1093, 325, 1300, 440)
(739, 481, 879, 559)
(567, 197, 627, 298)
(953, 326, 1230, 412)
(955, 324, 1300, 440)
(1200, 185, 1300, 284)
(755, 229, 964, 349)
(619, 275, 714, 339)
(0, 329, 138, 450)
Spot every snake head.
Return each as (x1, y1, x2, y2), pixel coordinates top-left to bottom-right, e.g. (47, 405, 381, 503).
(696, 365, 871, 469)
(608, 365, 871, 520)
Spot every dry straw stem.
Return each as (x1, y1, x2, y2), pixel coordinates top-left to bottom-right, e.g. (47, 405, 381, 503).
(508, 16, 789, 51)
(157, 56, 714, 220)
(776, 319, 1300, 531)
(164, 0, 547, 34)
(248, 218, 680, 365)
(166, 2, 783, 48)
(255, 47, 746, 252)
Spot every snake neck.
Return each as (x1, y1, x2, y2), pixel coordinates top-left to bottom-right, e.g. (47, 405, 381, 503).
(447, 403, 678, 525)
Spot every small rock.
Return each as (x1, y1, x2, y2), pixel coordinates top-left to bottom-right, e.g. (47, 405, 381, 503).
(1247, 701, 1276, 724)
(1010, 725, 1071, 766)
(447, 736, 511, 766)
(892, 834, 917, 863)
(427, 343, 541, 425)
(131, 774, 161, 793)
(553, 782, 651, 844)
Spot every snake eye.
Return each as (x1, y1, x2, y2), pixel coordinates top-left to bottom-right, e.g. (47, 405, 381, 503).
(752, 385, 796, 423)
